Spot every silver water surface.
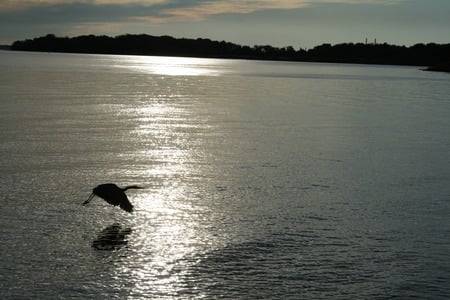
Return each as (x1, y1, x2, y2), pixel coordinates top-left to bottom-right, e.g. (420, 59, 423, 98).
(1, 50, 450, 299)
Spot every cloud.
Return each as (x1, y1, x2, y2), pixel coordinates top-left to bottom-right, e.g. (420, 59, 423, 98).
(2, 0, 446, 48)
(0, 0, 409, 44)
(139, 1, 313, 23)
(0, 0, 405, 22)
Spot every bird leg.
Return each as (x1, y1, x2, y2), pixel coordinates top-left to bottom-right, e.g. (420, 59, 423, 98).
(83, 192, 95, 206)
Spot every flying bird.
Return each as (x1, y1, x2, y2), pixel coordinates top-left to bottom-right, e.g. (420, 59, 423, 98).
(83, 183, 143, 213)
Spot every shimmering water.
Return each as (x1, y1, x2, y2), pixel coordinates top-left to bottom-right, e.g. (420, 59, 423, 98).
(1, 50, 449, 299)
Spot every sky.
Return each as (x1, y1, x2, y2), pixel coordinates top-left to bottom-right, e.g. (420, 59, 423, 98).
(0, 0, 449, 48)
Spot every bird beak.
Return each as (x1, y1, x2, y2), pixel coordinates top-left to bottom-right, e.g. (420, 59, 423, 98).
(83, 192, 95, 206)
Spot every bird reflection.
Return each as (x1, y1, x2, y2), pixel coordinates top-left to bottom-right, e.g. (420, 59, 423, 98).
(92, 223, 132, 250)
(83, 183, 143, 213)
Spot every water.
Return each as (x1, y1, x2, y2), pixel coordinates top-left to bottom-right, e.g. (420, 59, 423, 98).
(1, 50, 449, 299)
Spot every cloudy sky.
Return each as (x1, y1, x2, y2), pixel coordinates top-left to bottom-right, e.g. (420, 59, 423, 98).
(1, 0, 449, 48)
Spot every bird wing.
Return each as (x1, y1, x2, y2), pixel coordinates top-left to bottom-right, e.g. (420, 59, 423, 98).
(93, 183, 134, 213)
(101, 192, 133, 212)
(119, 197, 133, 213)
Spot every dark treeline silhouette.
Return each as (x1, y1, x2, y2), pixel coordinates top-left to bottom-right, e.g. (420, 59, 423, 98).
(11, 34, 450, 68)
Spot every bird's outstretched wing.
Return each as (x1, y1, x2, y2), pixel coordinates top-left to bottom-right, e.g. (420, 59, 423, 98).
(119, 196, 133, 213)
(103, 190, 133, 212)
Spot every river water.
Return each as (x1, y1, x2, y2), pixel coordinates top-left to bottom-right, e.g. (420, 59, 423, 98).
(1, 50, 449, 299)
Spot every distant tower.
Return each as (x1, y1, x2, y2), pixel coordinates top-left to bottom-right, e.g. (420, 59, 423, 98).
(374, 38, 377, 45)
(365, 38, 368, 44)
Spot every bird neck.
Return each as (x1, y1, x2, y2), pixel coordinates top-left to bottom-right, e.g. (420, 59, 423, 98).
(122, 185, 143, 191)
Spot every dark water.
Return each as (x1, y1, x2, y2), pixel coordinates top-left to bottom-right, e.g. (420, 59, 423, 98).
(1, 50, 449, 299)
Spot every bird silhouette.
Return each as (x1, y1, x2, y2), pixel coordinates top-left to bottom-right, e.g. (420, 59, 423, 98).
(83, 183, 143, 213)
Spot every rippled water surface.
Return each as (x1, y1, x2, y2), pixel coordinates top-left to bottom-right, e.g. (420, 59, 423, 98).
(1, 50, 450, 299)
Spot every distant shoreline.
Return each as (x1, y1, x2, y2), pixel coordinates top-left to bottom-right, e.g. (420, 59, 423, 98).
(9, 34, 450, 72)
(424, 62, 450, 73)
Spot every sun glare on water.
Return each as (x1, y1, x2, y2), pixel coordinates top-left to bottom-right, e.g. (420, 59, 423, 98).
(108, 82, 222, 297)
(114, 55, 225, 76)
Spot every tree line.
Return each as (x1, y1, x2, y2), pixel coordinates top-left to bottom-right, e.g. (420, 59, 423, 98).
(11, 34, 450, 67)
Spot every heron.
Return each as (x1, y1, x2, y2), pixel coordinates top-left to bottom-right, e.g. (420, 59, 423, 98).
(83, 183, 143, 213)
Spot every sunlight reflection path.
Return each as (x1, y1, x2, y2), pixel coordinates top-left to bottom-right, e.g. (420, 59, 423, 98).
(113, 55, 227, 76)
(111, 69, 224, 297)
